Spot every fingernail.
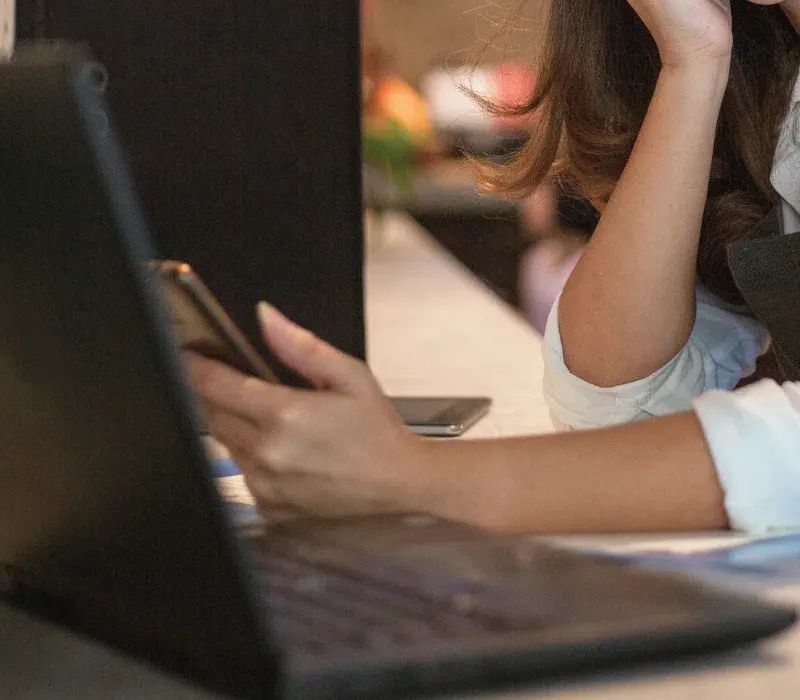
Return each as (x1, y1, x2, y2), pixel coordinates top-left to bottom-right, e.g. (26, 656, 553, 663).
(256, 301, 275, 328)
(257, 302, 313, 346)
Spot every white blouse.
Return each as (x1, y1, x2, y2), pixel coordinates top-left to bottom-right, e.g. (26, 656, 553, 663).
(542, 71, 800, 534)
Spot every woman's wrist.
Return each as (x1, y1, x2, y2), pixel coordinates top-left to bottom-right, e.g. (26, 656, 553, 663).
(658, 53, 731, 98)
(656, 23, 733, 71)
(390, 435, 479, 521)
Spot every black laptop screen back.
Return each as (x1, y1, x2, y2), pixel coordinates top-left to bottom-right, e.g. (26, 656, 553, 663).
(0, 61, 276, 698)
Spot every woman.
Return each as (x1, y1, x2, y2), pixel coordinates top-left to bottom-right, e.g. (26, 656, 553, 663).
(187, 0, 800, 534)
(518, 0, 800, 429)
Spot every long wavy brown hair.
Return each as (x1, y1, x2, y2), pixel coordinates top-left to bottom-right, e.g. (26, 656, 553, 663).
(480, 0, 800, 302)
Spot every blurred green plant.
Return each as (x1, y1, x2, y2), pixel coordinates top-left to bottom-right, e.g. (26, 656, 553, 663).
(362, 118, 416, 200)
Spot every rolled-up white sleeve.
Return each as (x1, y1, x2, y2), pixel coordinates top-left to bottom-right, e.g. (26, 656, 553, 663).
(542, 291, 770, 430)
(693, 380, 800, 533)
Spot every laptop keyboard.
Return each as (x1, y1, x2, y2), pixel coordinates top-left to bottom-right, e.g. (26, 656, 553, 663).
(251, 539, 546, 656)
(245, 517, 730, 660)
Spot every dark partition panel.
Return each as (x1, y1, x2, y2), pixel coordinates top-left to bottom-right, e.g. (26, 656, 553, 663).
(18, 1, 365, 383)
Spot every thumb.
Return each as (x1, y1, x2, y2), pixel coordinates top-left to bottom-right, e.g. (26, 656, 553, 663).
(257, 302, 375, 394)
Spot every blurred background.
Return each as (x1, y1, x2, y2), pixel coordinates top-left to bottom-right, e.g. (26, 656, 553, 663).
(361, 0, 599, 331)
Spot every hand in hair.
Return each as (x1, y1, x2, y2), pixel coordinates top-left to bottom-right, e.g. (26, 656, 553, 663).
(627, 0, 733, 67)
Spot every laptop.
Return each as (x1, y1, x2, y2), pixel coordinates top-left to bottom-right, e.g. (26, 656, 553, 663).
(0, 55, 794, 700)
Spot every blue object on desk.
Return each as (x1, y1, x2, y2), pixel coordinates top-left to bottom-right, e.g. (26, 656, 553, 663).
(212, 458, 242, 478)
(725, 535, 800, 571)
(608, 534, 800, 584)
(212, 458, 262, 527)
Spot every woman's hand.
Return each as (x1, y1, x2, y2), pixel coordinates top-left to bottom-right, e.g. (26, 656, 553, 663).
(627, 0, 733, 67)
(185, 303, 429, 515)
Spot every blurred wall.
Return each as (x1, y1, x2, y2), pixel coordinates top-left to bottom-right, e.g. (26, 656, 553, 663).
(370, 0, 549, 85)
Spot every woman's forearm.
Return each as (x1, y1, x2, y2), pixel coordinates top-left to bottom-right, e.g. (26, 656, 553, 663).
(409, 412, 727, 533)
(558, 59, 730, 387)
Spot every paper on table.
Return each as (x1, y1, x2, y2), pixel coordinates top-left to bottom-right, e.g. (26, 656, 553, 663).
(216, 474, 255, 505)
(588, 535, 754, 556)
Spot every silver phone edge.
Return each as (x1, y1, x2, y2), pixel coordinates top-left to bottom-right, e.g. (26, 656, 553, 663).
(405, 402, 490, 437)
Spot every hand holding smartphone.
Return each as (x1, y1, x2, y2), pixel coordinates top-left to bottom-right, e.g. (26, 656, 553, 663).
(150, 260, 490, 436)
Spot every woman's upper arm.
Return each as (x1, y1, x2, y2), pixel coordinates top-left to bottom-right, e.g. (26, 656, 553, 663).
(541, 291, 769, 430)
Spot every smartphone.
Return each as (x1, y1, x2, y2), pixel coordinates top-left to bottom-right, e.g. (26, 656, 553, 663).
(390, 396, 491, 437)
(149, 260, 279, 383)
